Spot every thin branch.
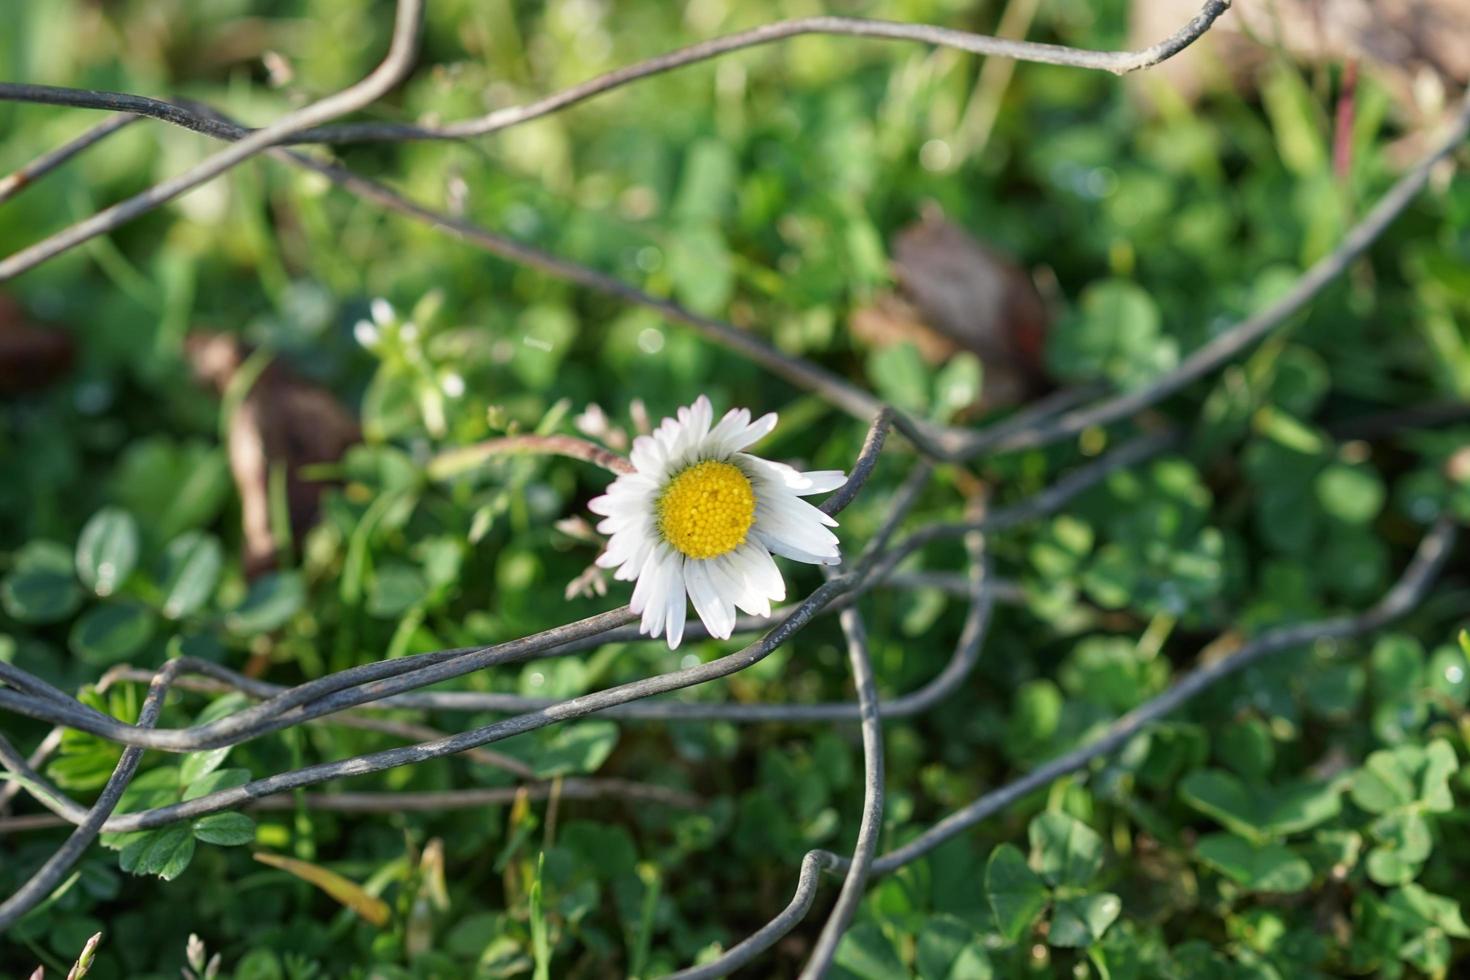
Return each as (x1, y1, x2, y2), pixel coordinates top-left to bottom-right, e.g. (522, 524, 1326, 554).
(0, 413, 892, 860)
(667, 516, 1457, 971)
(856, 515, 1459, 874)
(0, 2, 1230, 149)
(0, 660, 180, 929)
(0, 782, 702, 835)
(0, 411, 889, 753)
(0, 0, 427, 282)
(0, 114, 138, 206)
(276, 148, 903, 436)
(668, 851, 839, 980)
(0, 12, 1458, 466)
(799, 590, 885, 979)
(0, 728, 61, 812)
(90, 574, 859, 834)
(866, 429, 1175, 589)
(953, 92, 1470, 457)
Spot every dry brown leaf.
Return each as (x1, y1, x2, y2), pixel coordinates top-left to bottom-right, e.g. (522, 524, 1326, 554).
(0, 295, 74, 394)
(186, 332, 359, 578)
(850, 205, 1050, 410)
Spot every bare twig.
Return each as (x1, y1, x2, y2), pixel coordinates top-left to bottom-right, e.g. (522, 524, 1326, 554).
(952, 93, 1470, 457)
(799, 588, 887, 978)
(1, 3, 1464, 972)
(0, 661, 181, 929)
(0, 782, 702, 835)
(669, 850, 841, 980)
(0, 0, 427, 281)
(667, 517, 1457, 972)
(0, 114, 139, 206)
(0, 2, 1230, 149)
(857, 515, 1459, 874)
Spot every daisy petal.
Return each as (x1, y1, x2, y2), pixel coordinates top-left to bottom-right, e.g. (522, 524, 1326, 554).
(686, 559, 735, 639)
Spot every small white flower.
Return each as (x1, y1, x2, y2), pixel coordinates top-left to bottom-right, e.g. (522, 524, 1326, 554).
(370, 298, 397, 327)
(589, 396, 845, 648)
(353, 318, 381, 349)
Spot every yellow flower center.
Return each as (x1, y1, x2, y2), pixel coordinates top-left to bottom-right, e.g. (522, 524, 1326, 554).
(657, 460, 756, 560)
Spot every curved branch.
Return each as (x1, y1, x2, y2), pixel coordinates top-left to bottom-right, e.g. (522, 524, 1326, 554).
(0, 0, 427, 281)
(0, 2, 1230, 148)
(661, 515, 1458, 973)
(857, 515, 1459, 874)
(952, 93, 1470, 458)
(668, 851, 839, 980)
(798, 592, 886, 978)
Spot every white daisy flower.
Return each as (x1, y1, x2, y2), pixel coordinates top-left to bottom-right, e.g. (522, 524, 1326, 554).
(589, 396, 846, 648)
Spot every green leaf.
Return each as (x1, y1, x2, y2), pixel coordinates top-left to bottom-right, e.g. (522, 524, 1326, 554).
(1369, 634, 1425, 703)
(666, 224, 733, 315)
(1029, 811, 1105, 888)
(225, 571, 304, 635)
(506, 721, 620, 778)
(184, 767, 252, 802)
(867, 342, 930, 414)
(510, 305, 577, 390)
(1427, 644, 1470, 705)
(1048, 893, 1121, 948)
(1, 540, 82, 623)
(156, 531, 223, 619)
(111, 438, 230, 540)
(1048, 279, 1177, 389)
(366, 562, 428, 618)
(1195, 833, 1312, 892)
(933, 354, 983, 421)
(916, 915, 992, 980)
(119, 824, 196, 881)
(1179, 769, 1340, 840)
(1420, 740, 1458, 812)
(1394, 884, 1470, 939)
(984, 844, 1048, 942)
(69, 603, 156, 666)
(111, 766, 183, 821)
(1217, 717, 1276, 781)
(833, 922, 907, 980)
(192, 812, 256, 846)
(1351, 741, 1457, 815)
(672, 138, 737, 222)
(179, 694, 251, 785)
(1005, 680, 1063, 760)
(76, 507, 139, 598)
(1366, 845, 1421, 887)
(1260, 63, 1327, 177)
(1315, 464, 1385, 525)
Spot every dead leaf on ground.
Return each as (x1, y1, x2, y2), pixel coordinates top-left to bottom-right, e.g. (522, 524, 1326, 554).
(186, 332, 359, 578)
(0, 295, 74, 394)
(850, 204, 1051, 411)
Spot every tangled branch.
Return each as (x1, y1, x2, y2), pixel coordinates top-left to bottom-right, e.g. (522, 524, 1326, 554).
(2, 0, 1468, 975)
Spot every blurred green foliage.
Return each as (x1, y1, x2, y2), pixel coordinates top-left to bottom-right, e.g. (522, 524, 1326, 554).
(3, 0, 1470, 977)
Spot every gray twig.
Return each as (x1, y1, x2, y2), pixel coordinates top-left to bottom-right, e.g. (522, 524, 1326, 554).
(0, 2, 1230, 148)
(0, 114, 139, 206)
(665, 517, 1457, 973)
(0, 0, 427, 281)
